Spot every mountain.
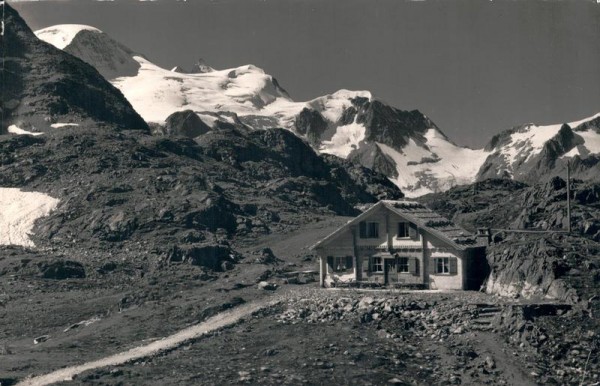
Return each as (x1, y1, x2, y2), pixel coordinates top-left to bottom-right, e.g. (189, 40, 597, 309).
(35, 24, 487, 197)
(0, 6, 148, 134)
(35, 24, 600, 196)
(0, 7, 401, 250)
(477, 113, 600, 183)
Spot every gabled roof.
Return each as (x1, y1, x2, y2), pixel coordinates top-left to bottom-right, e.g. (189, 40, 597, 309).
(311, 200, 483, 251)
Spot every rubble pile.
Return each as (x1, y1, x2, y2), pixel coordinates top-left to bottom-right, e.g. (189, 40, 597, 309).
(276, 293, 478, 337)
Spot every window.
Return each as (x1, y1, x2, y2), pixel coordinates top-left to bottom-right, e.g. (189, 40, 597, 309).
(359, 221, 379, 238)
(397, 257, 409, 273)
(434, 257, 457, 275)
(397, 223, 410, 238)
(371, 257, 383, 273)
(333, 256, 353, 272)
(436, 257, 449, 274)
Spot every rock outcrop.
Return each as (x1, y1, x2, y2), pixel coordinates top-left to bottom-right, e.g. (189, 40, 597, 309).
(161, 110, 212, 138)
(419, 178, 600, 302)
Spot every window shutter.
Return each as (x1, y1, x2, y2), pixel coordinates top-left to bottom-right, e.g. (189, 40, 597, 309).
(359, 221, 366, 238)
(449, 257, 458, 275)
(346, 256, 354, 269)
(409, 223, 418, 240)
(431, 257, 438, 274)
(327, 256, 334, 272)
(409, 257, 417, 275)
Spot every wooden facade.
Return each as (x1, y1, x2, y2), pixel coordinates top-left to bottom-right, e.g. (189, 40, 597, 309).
(312, 201, 487, 290)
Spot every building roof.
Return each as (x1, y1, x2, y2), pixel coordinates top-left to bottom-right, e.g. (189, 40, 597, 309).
(311, 200, 484, 251)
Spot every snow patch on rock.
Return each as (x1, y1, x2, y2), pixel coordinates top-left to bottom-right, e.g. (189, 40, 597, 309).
(319, 120, 366, 158)
(8, 125, 43, 136)
(51, 123, 80, 128)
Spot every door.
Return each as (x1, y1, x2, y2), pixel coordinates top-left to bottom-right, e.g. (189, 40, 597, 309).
(385, 259, 396, 286)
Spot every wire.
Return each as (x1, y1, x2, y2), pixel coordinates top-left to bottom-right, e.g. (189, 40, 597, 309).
(1, 0, 5, 133)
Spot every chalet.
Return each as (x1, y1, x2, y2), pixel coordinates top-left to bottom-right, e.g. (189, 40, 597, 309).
(311, 200, 488, 290)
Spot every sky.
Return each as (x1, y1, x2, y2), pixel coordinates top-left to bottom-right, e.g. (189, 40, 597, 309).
(9, 0, 600, 148)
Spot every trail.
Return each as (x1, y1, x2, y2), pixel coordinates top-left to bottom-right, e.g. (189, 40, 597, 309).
(16, 299, 278, 386)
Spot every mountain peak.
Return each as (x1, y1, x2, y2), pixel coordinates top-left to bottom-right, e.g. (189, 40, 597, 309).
(189, 58, 215, 73)
(36, 23, 141, 80)
(35, 24, 102, 50)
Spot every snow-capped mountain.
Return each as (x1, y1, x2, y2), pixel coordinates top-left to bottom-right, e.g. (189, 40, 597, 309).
(35, 24, 600, 196)
(477, 114, 600, 183)
(33, 24, 491, 196)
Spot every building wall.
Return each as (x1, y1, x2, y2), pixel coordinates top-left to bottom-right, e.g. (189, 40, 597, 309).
(388, 212, 422, 248)
(423, 232, 465, 290)
(355, 208, 388, 248)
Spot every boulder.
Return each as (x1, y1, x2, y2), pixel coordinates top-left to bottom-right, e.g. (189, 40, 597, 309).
(40, 260, 85, 280)
(163, 110, 212, 138)
(257, 281, 277, 291)
(165, 244, 238, 271)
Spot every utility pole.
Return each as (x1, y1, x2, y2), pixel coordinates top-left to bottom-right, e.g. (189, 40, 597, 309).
(567, 161, 572, 233)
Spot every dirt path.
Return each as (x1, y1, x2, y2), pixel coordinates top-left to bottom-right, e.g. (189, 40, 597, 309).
(474, 331, 538, 386)
(16, 299, 278, 386)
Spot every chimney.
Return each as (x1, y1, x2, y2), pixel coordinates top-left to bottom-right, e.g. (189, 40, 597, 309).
(476, 227, 491, 245)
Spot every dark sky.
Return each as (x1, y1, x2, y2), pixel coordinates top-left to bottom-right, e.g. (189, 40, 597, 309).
(10, 0, 600, 148)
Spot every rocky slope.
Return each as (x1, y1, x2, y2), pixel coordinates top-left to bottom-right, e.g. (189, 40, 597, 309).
(35, 24, 489, 197)
(0, 5, 147, 134)
(0, 4, 403, 289)
(0, 122, 401, 262)
(420, 178, 600, 303)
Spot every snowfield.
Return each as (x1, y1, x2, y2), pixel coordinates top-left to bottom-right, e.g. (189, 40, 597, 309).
(35, 25, 373, 131)
(0, 188, 60, 247)
(111, 57, 293, 124)
(320, 120, 366, 158)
